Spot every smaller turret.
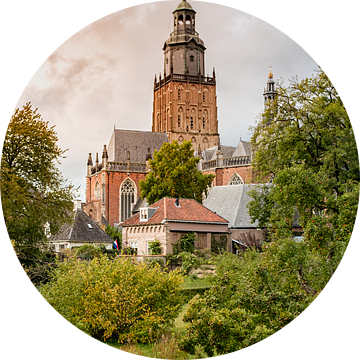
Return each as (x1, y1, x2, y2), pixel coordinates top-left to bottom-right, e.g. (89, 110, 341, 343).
(87, 153, 93, 176)
(263, 64, 277, 105)
(102, 145, 108, 169)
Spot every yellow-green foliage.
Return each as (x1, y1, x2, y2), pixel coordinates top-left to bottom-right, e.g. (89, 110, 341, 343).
(41, 255, 184, 343)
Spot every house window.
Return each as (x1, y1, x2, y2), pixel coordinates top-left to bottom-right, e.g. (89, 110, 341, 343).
(147, 241, 154, 255)
(190, 54, 194, 62)
(140, 208, 148, 221)
(130, 241, 138, 255)
(120, 179, 135, 222)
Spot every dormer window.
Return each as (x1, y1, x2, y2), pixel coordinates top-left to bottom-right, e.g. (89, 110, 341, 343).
(139, 207, 157, 222)
(140, 208, 148, 221)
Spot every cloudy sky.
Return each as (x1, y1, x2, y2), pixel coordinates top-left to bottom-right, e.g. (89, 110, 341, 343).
(14, 0, 318, 199)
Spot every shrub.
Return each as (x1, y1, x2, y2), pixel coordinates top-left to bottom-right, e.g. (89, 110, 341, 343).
(41, 255, 184, 343)
(211, 234, 228, 254)
(74, 244, 103, 260)
(145, 257, 166, 269)
(173, 233, 196, 255)
(178, 251, 314, 356)
(148, 240, 162, 255)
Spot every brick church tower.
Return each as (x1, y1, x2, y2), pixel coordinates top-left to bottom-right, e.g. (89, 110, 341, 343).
(152, 0, 219, 152)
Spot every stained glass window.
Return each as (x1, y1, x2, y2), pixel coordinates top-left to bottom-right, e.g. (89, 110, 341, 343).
(120, 179, 135, 222)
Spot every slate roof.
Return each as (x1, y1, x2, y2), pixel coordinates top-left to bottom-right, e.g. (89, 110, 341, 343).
(204, 184, 301, 229)
(232, 140, 252, 157)
(221, 145, 237, 158)
(107, 129, 169, 164)
(132, 197, 149, 214)
(122, 197, 228, 226)
(203, 184, 259, 229)
(49, 209, 113, 243)
(201, 140, 250, 162)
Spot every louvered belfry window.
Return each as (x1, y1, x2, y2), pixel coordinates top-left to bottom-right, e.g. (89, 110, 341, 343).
(120, 179, 135, 222)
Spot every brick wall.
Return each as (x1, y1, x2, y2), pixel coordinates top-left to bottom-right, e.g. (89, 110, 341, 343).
(85, 170, 148, 226)
(215, 165, 253, 186)
(107, 171, 147, 226)
(123, 224, 168, 256)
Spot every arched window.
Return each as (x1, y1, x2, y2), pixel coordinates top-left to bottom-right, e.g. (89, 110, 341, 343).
(120, 179, 135, 222)
(178, 107, 184, 128)
(186, 14, 191, 25)
(177, 86, 184, 102)
(95, 181, 100, 200)
(203, 109, 208, 131)
(203, 88, 208, 103)
(190, 86, 197, 104)
(178, 15, 183, 25)
(203, 137, 209, 150)
(229, 173, 244, 185)
(191, 108, 196, 130)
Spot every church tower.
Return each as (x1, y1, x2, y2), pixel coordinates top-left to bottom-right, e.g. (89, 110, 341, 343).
(152, 0, 219, 152)
(263, 65, 277, 122)
(263, 65, 276, 104)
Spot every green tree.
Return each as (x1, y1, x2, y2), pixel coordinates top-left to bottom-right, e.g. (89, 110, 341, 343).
(179, 251, 312, 356)
(1, 103, 74, 282)
(179, 70, 359, 356)
(249, 68, 359, 276)
(105, 224, 122, 249)
(139, 140, 214, 204)
(41, 255, 184, 343)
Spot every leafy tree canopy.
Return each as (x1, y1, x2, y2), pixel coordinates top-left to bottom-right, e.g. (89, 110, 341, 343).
(1, 103, 74, 277)
(248, 68, 359, 281)
(139, 140, 214, 204)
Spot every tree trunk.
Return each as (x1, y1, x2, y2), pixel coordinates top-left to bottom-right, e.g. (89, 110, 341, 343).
(296, 265, 317, 295)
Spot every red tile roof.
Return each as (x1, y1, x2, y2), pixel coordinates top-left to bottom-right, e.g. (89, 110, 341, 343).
(122, 197, 228, 226)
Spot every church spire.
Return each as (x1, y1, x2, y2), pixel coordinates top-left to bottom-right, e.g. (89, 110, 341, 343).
(263, 64, 276, 105)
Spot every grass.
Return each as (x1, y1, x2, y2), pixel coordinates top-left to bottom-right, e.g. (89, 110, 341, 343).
(183, 275, 211, 289)
(107, 306, 206, 359)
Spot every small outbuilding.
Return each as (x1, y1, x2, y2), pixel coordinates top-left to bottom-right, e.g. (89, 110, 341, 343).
(121, 197, 230, 255)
